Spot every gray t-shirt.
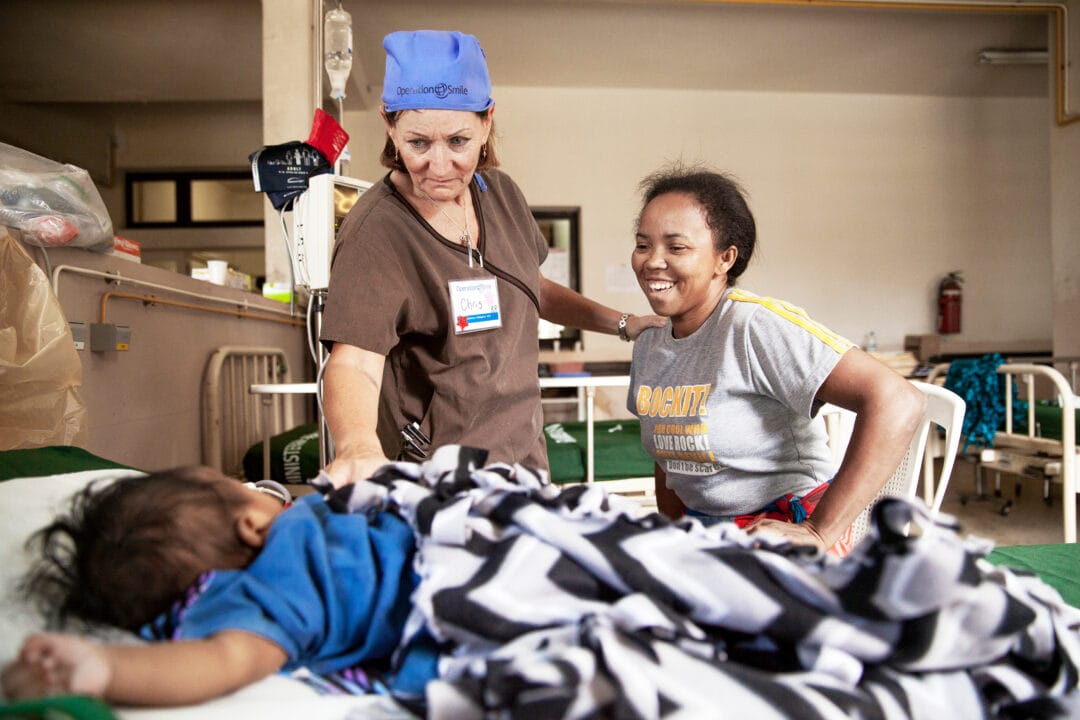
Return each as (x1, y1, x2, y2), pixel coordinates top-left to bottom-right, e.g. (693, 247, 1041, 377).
(628, 288, 853, 515)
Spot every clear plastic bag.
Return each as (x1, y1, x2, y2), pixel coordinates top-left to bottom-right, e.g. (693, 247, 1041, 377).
(0, 142, 113, 250)
(0, 229, 88, 449)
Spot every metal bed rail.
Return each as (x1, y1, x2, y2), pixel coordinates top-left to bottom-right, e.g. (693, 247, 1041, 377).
(202, 346, 292, 478)
(926, 362, 1077, 542)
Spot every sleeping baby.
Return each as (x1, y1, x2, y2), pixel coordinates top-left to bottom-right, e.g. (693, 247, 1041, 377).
(5, 446, 1080, 719)
(0, 464, 424, 707)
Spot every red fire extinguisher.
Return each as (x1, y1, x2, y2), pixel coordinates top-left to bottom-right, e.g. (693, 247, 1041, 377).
(937, 271, 963, 334)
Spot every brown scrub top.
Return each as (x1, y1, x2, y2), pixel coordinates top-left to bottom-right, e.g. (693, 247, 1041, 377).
(321, 170, 549, 469)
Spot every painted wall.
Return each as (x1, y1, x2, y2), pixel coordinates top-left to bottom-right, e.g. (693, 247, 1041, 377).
(33, 246, 312, 472)
(6, 81, 1056, 359)
(345, 87, 1053, 355)
(1050, 0, 1080, 366)
(3, 102, 269, 280)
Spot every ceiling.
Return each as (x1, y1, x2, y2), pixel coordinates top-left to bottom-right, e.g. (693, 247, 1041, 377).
(0, 0, 1051, 108)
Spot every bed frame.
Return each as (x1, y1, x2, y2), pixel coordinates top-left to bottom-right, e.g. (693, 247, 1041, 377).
(202, 346, 295, 478)
(540, 375, 655, 510)
(926, 362, 1078, 542)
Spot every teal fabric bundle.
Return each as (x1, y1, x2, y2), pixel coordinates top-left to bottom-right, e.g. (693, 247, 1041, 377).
(944, 353, 1026, 451)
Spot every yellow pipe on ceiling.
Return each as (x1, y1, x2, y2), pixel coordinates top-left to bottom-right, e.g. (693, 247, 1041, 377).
(678, 0, 1078, 126)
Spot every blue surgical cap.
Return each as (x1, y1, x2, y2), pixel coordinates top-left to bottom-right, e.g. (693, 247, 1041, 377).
(381, 30, 494, 113)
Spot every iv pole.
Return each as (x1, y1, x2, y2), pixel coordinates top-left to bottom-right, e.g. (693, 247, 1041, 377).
(308, 0, 352, 468)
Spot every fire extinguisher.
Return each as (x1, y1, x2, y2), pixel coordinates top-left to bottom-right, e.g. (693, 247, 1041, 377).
(937, 271, 963, 334)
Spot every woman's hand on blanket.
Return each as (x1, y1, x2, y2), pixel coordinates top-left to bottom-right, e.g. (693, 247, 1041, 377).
(744, 517, 827, 553)
(323, 449, 392, 489)
(2, 632, 111, 700)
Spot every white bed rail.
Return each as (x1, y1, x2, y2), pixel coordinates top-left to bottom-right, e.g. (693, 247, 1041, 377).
(540, 375, 640, 485)
(236, 375, 650, 492)
(202, 346, 293, 477)
(926, 362, 1077, 542)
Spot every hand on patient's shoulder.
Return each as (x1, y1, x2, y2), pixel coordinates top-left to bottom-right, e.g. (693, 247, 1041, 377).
(2, 632, 111, 700)
(628, 314, 667, 340)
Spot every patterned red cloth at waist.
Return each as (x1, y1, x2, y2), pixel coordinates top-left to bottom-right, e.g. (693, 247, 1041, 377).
(731, 481, 853, 557)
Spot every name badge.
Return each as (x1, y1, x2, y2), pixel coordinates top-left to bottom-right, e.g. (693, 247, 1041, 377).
(449, 277, 502, 334)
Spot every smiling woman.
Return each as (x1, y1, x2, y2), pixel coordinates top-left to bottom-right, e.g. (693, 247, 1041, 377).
(627, 163, 926, 556)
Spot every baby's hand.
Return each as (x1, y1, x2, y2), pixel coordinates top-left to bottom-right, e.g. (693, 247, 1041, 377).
(1, 633, 111, 700)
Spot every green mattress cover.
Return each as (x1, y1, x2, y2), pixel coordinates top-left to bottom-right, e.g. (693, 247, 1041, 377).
(545, 419, 653, 484)
(1033, 403, 1080, 444)
(240, 419, 654, 486)
(243, 422, 321, 484)
(0, 446, 132, 481)
(986, 543, 1080, 608)
(0, 696, 117, 720)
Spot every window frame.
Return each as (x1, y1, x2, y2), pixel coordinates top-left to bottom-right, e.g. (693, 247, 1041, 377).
(125, 170, 263, 229)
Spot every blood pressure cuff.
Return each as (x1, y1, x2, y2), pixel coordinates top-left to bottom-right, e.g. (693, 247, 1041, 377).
(248, 141, 331, 210)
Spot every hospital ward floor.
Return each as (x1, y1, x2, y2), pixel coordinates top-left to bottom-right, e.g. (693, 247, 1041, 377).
(936, 458, 1076, 547)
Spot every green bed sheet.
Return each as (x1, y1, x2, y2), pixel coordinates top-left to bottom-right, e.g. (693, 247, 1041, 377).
(0, 446, 132, 481)
(986, 543, 1080, 608)
(0, 696, 117, 720)
(1033, 403, 1080, 444)
(544, 419, 653, 484)
(242, 419, 654, 486)
(243, 422, 321, 484)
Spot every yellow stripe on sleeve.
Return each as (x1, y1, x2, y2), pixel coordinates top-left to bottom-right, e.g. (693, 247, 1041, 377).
(728, 289, 854, 354)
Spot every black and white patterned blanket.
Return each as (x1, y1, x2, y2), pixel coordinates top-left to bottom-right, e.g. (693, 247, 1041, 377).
(320, 446, 1080, 719)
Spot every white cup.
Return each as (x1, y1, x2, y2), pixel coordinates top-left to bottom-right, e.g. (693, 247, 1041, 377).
(207, 260, 228, 285)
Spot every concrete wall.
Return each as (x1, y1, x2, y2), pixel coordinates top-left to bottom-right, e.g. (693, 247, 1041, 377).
(344, 87, 1053, 355)
(31, 245, 312, 472)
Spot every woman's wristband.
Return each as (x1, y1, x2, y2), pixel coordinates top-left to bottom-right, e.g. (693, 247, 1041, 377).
(617, 313, 632, 342)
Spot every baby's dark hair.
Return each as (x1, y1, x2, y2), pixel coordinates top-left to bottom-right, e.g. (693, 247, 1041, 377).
(23, 466, 259, 631)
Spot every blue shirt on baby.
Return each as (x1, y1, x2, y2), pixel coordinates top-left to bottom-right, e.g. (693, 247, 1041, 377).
(147, 493, 418, 677)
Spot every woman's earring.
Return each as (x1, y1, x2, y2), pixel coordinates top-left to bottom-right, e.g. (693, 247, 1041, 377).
(394, 146, 400, 162)
(481, 145, 487, 161)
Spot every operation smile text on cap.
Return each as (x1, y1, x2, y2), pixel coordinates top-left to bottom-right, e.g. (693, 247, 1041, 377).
(381, 30, 494, 113)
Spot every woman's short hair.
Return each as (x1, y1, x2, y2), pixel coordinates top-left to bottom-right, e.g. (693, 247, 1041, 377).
(379, 109, 499, 173)
(638, 163, 757, 283)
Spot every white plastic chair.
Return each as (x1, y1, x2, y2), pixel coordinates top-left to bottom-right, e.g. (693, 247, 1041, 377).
(825, 382, 966, 546)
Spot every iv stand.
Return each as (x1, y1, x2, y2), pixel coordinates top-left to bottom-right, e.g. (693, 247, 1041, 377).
(312, 289, 333, 467)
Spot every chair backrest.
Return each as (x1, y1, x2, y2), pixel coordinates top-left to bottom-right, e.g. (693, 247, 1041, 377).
(819, 403, 856, 466)
(841, 382, 966, 546)
(920, 382, 967, 512)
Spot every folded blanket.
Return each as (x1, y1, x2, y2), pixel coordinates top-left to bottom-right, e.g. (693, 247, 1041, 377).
(322, 446, 1080, 719)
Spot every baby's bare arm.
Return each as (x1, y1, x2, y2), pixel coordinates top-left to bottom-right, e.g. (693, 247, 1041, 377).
(3, 631, 288, 706)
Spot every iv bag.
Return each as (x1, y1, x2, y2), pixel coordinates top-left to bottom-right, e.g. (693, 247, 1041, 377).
(324, 6, 352, 100)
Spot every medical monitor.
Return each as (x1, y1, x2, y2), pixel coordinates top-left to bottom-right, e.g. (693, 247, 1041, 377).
(291, 173, 371, 290)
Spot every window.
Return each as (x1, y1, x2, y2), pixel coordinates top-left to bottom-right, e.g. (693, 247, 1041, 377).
(125, 171, 263, 228)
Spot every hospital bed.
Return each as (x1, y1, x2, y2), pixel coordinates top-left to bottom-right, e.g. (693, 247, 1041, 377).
(0, 447, 417, 719)
(3, 444, 1079, 719)
(201, 345, 306, 480)
(203, 351, 655, 502)
(537, 375, 654, 504)
(924, 361, 1078, 543)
